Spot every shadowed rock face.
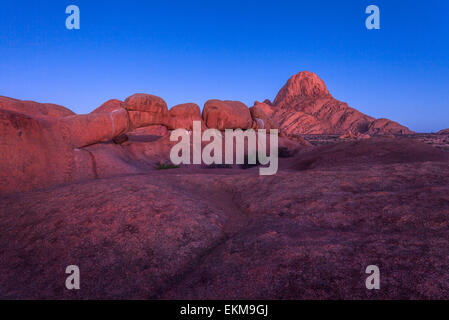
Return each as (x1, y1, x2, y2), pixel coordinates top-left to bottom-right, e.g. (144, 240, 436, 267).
(269, 71, 413, 136)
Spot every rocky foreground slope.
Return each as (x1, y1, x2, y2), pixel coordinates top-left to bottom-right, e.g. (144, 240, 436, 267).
(1, 138, 449, 299)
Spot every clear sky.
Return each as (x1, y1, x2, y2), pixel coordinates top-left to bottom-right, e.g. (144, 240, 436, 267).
(0, 0, 448, 132)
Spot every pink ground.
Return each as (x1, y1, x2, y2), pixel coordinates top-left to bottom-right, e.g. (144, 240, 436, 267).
(1, 136, 449, 299)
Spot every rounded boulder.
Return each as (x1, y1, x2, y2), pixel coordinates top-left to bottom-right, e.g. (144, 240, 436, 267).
(169, 103, 204, 130)
(202, 100, 252, 130)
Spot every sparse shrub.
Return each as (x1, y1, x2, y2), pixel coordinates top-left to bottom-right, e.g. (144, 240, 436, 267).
(156, 163, 180, 170)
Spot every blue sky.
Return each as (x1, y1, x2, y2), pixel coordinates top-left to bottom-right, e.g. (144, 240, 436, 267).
(0, 0, 448, 132)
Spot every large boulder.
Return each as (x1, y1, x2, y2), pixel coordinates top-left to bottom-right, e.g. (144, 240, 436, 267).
(202, 100, 252, 130)
(438, 128, 449, 135)
(56, 109, 130, 148)
(124, 94, 171, 129)
(168, 103, 205, 130)
(124, 93, 167, 113)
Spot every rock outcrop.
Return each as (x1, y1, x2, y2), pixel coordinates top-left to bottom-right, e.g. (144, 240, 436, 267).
(249, 102, 279, 130)
(270, 71, 413, 136)
(168, 103, 205, 130)
(91, 99, 124, 114)
(0, 95, 75, 119)
(0, 71, 417, 193)
(124, 93, 171, 129)
(56, 109, 130, 148)
(366, 118, 413, 135)
(202, 100, 253, 130)
(273, 71, 330, 106)
(0, 93, 174, 193)
(0, 109, 94, 193)
(438, 128, 449, 135)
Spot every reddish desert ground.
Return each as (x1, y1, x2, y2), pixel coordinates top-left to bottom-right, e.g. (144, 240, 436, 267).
(1, 71, 449, 299)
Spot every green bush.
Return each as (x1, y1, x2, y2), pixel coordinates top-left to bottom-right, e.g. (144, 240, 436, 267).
(156, 163, 180, 170)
